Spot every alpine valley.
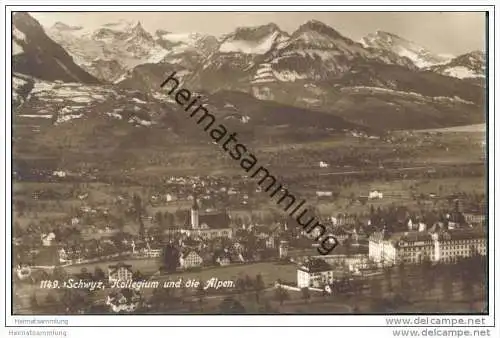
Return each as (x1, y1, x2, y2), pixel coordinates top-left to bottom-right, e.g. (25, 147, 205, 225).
(12, 13, 486, 176)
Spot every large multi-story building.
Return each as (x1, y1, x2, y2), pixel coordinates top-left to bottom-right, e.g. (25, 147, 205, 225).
(297, 259, 335, 288)
(369, 228, 486, 265)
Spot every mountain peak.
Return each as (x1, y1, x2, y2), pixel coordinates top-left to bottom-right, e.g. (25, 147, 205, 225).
(51, 21, 83, 32)
(295, 20, 344, 39)
(303, 19, 329, 27)
(132, 21, 144, 31)
(13, 12, 44, 32)
(231, 22, 284, 41)
(456, 50, 485, 65)
(361, 30, 448, 68)
(468, 50, 485, 58)
(130, 21, 151, 38)
(102, 19, 134, 30)
(91, 19, 152, 41)
(12, 12, 100, 83)
(261, 22, 281, 32)
(374, 30, 399, 37)
(429, 49, 485, 79)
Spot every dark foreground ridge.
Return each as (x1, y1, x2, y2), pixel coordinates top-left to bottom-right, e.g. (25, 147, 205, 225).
(160, 71, 339, 255)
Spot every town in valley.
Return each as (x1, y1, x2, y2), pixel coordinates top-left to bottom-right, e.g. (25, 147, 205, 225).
(11, 12, 488, 314)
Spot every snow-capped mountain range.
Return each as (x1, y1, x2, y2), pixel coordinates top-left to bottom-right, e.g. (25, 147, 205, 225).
(46, 20, 171, 82)
(46, 20, 223, 83)
(360, 30, 453, 68)
(186, 20, 423, 92)
(42, 17, 485, 84)
(219, 23, 288, 55)
(429, 50, 486, 79)
(12, 13, 486, 133)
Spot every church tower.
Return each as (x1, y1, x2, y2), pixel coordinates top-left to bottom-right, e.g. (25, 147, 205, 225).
(279, 240, 289, 259)
(191, 194, 199, 229)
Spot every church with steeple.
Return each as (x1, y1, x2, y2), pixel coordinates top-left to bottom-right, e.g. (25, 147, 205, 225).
(191, 195, 200, 229)
(180, 194, 233, 239)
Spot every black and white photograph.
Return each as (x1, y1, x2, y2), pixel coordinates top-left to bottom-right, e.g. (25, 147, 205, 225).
(4, 5, 496, 336)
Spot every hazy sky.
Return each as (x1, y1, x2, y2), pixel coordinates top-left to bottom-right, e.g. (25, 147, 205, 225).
(31, 12, 486, 55)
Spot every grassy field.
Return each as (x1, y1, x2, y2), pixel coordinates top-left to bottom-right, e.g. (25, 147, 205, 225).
(63, 257, 162, 276)
(313, 176, 485, 215)
(13, 260, 298, 314)
(39, 260, 297, 289)
(141, 263, 485, 314)
(14, 122, 486, 178)
(14, 259, 486, 315)
(156, 261, 297, 287)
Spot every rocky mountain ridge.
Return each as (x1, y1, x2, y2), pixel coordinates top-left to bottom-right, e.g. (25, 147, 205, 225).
(12, 13, 486, 132)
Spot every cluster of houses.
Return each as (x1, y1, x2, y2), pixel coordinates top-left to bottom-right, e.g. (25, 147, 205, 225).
(14, 201, 290, 271)
(14, 180, 488, 296)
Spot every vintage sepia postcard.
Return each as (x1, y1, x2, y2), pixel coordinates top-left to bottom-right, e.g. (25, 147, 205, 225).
(4, 4, 497, 337)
